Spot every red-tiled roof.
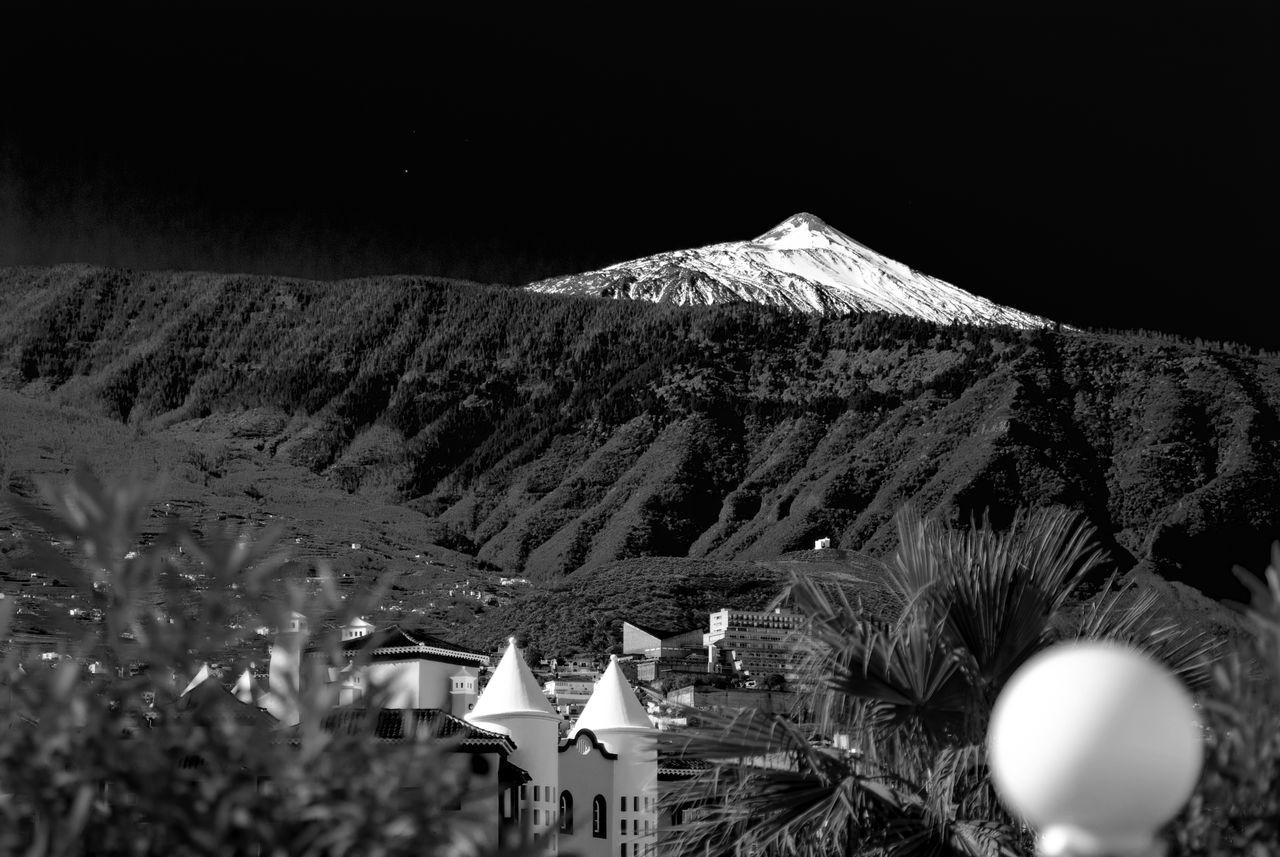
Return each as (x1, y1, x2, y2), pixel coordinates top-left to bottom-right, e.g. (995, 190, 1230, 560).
(332, 626, 490, 666)
(167, 677, 278, 729)
(499, 758, 532, 786)
(657, 756, 714, 779)
(319, 708, 516, 753)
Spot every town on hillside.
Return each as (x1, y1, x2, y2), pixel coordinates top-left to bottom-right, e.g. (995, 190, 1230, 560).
(3, 596, 812, 856)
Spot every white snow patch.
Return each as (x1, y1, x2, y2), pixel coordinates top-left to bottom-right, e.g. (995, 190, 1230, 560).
(526, 213, 1050, 329)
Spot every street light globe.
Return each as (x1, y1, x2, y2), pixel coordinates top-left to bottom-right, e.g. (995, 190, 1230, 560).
(987, 641, 1202, 857)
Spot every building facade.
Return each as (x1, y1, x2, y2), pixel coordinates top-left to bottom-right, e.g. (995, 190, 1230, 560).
(621, 622, 704, 661)
(257, 621, 661, 854)
(555, 655, 658, 857)
(703, 608, 803, 680)
(544, 676, 597, 711)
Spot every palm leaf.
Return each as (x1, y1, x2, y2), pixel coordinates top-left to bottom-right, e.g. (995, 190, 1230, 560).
(889, 506, 1107, 698)
(1071, 575, 1222, 687)
(664, 505, 1201, 857)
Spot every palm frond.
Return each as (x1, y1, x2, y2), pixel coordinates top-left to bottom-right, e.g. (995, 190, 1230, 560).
(888, 506, 1107, 698)
(824, 618, 970, 750)
(664, 505, 1200, 857)
(660, 714, 913, 857)
(1071, 575, 1222, 687)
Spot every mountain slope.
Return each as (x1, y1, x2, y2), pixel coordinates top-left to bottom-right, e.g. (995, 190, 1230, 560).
(3, 264, 1280, 616)
(527, 213, 1048, 327)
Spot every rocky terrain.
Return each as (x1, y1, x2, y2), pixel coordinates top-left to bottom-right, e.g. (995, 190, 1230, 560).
(2, 263, 1277, 652)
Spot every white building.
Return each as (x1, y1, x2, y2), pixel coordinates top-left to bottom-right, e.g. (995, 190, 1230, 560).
(559, 655, 658, 857)
(266, 618, 489, 719)
(468, 638, 565, 847)
(340, 616, 375, 641)
(704, 607, 804, 680)
(256, 622, 664, 854)
(336, 626, 486, 713)
(621, 621, 703, 661)
(457, 642, 660, 855)
(184, 635, 521, 852)
(544, 676, 596, 708)
(265, 611, 309, 724)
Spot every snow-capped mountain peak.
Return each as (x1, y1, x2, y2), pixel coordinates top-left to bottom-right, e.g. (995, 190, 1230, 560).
(752, 212, 859, 251)
(526, 214, 1050, 329)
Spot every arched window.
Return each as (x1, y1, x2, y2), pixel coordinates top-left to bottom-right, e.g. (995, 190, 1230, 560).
(559, 791, 574, 834)
(592, 794, 607, 838)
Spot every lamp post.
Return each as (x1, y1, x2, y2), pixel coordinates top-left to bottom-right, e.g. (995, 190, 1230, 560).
(987, 642, 1203, 857)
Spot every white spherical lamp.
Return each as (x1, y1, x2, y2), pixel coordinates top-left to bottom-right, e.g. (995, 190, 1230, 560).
(987, 642, 1202, 857)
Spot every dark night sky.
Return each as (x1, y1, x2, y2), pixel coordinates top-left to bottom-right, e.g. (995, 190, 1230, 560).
(2, 4, 1276, 346)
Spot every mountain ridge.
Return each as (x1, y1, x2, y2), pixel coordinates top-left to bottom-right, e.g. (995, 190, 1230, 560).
(3, 264, 1279, 625)
(527, 213, 1050, 328)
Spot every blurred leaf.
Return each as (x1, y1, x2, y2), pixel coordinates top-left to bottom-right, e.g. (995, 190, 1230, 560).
(0, 469, 511, 857)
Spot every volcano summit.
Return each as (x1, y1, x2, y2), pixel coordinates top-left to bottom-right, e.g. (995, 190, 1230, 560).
(527, 213, 1048, 328)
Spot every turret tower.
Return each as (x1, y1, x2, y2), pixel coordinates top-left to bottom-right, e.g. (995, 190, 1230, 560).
(468, 637, 562, 850)
(266, 611, 308, 725)
(563, 656, 657, 857)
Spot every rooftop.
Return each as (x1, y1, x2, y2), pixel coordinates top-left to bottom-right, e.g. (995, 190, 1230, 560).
(569, 655, 654, 743)
(320, 707, 516, 752)
(467, 638, 560, 728)
(304, 625, 489, 667)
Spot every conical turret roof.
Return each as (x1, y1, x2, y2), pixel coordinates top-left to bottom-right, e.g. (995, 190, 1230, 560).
(232, 667, 265, 704)
(467, 637, 559, 730)
(570, 655, 653, 739)
(181, 662, 211, 697)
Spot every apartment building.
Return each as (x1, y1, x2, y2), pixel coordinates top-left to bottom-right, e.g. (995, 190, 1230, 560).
(703, 607, 803, 680)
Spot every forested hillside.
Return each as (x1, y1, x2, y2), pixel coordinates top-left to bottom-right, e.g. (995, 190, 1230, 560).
(4, 264, 1280, 609)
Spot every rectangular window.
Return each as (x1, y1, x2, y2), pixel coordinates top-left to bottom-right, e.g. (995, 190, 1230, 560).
(633, 796, 638, 812)
(502, 787, 521, 822)
(633, 844, 639, 857)
(620, 847, 626, 857)
(534, 785, 541, 802)
(521, 785, 528, 800)
(621, 796, 626, 811)
(621, 819, 626, 835)
(534, 809, 541, 825)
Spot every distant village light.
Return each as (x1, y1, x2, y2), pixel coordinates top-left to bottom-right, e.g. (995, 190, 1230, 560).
(987, 642, 1203, 857)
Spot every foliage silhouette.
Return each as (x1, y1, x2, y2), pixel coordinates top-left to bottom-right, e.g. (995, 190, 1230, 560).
(0, 469, 536, 857)
(1171, 545, 1280, 856)
(661, 507, 1218, 857)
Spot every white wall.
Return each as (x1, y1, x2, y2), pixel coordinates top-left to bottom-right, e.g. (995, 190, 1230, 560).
(483, 713, 562, 853)
(362, 659, 461, 708)
(558, 735, 658, 857)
